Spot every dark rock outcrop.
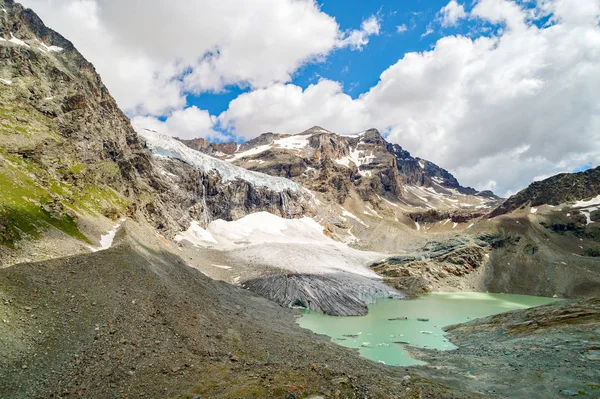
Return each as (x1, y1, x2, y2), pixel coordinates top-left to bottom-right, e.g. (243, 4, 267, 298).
(490, 166, 600, 217)
(243, 273, 402, 316)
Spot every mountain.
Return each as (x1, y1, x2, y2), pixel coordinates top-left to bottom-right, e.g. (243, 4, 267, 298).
(0, 0, 312, 266)
(2, 1, 600, 397)
(490, 166, 600, 217)
(183, 126, 500, 208)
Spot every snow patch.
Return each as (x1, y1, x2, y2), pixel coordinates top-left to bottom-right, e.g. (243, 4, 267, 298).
(530, 207, 538, 214)
(176, 212, 383, 278)
(228, 143, 272, 162)
(136, 127, 299, 192)
(91, 218, 126, 252)
(39, 42, 63, 52)
(376, 194, 399, 208)
(340, 208, 369, 227)
(580, 207, 598, 225)
(274, 134, 311, 150)
(365, 205, 382, 219)
(572, 195, 600, 208)
(335, 148, 376, 169)
(0, 78, 11, 85)
(175, 221, 218, 246)
(9, 34, 29, 47)
(211, 264, 232, 270)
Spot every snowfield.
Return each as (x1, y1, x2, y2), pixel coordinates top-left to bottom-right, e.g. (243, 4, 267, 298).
(175, 212, 383, 279)
(227, 133, 313, 161)
(136, 127, 299, 192)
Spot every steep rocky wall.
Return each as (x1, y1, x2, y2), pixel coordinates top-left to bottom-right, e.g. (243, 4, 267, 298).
(152, 157, 311, 228)
(490, 166, 600, 217)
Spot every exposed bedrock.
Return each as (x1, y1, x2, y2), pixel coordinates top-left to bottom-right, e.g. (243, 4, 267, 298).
(243, 273, 404, 316)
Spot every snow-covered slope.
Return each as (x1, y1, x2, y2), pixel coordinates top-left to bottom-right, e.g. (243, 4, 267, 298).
(136, 127, 299, 192)
(175, 211, 382, 279)
(228, 131, 316, 162)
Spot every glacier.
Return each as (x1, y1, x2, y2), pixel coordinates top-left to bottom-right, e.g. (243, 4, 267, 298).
(136, 127, 300, 192)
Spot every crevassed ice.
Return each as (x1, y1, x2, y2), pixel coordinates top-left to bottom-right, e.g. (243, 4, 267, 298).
(136, 127, 299, 192)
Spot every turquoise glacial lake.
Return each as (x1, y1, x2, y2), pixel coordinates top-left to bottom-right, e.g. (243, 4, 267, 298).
(297, 292, 561, 366)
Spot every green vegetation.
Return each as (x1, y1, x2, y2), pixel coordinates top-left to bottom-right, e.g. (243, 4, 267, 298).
(0, 151, 128, 247)
(0, 92, 131, 247)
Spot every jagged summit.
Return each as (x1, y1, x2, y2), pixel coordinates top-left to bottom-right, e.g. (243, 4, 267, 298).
(490, 166, 600, 217)
(301, 125, 333, 134)
(179, 126, 500, 210)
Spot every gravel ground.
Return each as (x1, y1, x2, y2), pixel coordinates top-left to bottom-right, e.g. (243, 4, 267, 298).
(0, 225, 479, 399)
(409, 299, 600, 398)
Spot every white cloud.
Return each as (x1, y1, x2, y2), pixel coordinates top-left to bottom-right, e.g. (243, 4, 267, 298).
(219, 80, 369, 139)
(336, 16, 381, 50)
(219, 0, 600, 195)
(421, 25, 434, 38)
(20, 0, 378, 115)
(397, 24, 408, 33)
(16, 0, 600, 195)
(439, 0, 467, 27)
(471, 0, 527, 31)
(132, 106, 223, 141)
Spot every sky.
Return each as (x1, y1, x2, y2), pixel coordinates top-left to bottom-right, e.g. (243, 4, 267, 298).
(18, 0, 600, 197)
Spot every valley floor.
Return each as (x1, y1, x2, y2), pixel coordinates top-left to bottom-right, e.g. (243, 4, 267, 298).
(0, 226, 474, 399)
(1, 222, 598, 398)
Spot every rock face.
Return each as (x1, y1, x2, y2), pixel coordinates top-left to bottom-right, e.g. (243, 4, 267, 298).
(411, 299, 600, 398)
(490, 166, 600, 217)
(0, 1, 312, 261)
(182, 126, 500, 209)
(372, 238, 491, 296)
(177, 137, 237, 156)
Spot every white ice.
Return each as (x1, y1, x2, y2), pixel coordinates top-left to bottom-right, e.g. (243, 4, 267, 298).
(136, 127, 299, 192)
(175, 212, 383, 279)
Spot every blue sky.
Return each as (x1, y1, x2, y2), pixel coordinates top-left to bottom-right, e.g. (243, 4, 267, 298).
(190, 0, 453, 118)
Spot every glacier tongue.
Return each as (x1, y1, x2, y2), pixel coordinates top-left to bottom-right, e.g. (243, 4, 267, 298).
(136, 127, 299, 192)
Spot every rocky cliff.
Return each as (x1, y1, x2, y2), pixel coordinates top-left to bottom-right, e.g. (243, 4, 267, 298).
(0, 0, 311, 265)
(490, 166, 600, 217)
(182, 126, 501, 214)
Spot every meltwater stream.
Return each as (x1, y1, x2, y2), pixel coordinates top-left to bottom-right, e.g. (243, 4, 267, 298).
(297, 292, 561, 366)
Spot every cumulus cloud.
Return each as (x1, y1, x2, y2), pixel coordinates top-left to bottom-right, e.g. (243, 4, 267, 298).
(132, 106, 223, 141)
(439, 0, 467, 27)
(16, 0, 600, 195)
(219, 80, 369, 139)
(336, 16, 381, 50)
(20, 0, 378, 115)
(219, 0, 600, 195)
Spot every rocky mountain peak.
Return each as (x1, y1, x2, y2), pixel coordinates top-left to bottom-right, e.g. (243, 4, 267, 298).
(301, 125, 333, 134)
(178, 126, 500, 211)
(490, 166, 600, 217)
